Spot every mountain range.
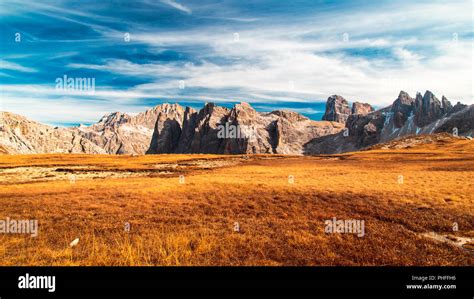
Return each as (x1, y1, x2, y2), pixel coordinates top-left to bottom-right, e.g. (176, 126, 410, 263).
(1, 91, 472, 155)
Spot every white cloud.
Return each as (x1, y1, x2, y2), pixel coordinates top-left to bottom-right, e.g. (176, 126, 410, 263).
(160, 0, 192, 14)
(1, 0, 473, 123)
(0, 60, 37, 73)
(392, 47, 423, 66)
(64, 37, 473, 106)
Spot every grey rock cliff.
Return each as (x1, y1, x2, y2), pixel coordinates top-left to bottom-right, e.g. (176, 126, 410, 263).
(146, 102, 344, 155)
(352, 102, 374, 116)
(2, 91, 471, 155)
(304, 90, 473, 154)
(322, 95, 351, 123)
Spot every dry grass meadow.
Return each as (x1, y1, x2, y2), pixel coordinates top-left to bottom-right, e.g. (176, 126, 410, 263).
(0, 135, 473, 266)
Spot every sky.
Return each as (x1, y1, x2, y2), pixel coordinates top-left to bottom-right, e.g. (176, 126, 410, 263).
(0, 0, 473, 126)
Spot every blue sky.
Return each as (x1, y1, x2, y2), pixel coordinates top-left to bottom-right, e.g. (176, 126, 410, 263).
(0, 0, 472, 126)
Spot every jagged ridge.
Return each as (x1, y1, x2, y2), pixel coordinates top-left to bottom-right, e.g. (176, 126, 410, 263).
(1, 91, 472, 155)
(304, 90, 473, 154)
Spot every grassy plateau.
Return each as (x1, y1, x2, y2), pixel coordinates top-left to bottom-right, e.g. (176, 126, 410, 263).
(0, 135, 473, 266)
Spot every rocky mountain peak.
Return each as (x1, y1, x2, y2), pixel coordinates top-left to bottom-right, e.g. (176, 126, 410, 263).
(144, 101, 343, 155)
(184, 106, 197, 114)
(131, 103, 185, 129)
(0, 111, 106, 154)
(308, 90, 472, 155)
(414, 90, 444, 127)
(395, 90, 414, 106)
(441, 96, 453, 112)
(449, 102, 468, 115)
(235, 102, 253, 110)
(2, 91, 471, 156)
(229, 102, 258, 121)
(96, 112, 130, 130)
(200, 102, 217, 114)
(154, 103, 185, 120)
(156, 103, 184, 114)
(421, 90, 443, 108)
(391, 90, 415, 128)
(351, 102, 374, 116)
(322, 95, 351, 123)
(322, 95, 374, 123)
(99, 111, 127, 123)
(270, 110, 309, 122)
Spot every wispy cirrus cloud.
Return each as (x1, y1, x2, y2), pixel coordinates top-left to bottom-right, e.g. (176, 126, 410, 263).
(0, 0, 472, 125)
(160, 0, 192, 14)
(0, 60, 37, 73)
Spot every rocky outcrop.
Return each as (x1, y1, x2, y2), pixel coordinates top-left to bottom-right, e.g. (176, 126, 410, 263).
(0, 105, 176, 155)
(145, 104, 185, 154)
(434, 104, 474, 136)
(220, 102, 269, 154)
(2, 91, 471, 156)
(175, 107, 198, 153)
(322, 95, 351, 123)
(391, 91, 414, 128)
(441, 96, 453, 114)
(352, 102, 374, 116)
(414, 91, 446, 127)
(304, 90, 473, 154)
(0, 112, 106, 154)
(448, 102, 467, 116)
(186, 103, 231, 153)
(322, 95, 373, 123)
(147, 102, 344, 155)
(78, 107, 157, 155)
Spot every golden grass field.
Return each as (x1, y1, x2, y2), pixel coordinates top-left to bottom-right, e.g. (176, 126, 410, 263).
(0, 135, 473, 266)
